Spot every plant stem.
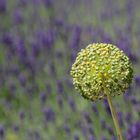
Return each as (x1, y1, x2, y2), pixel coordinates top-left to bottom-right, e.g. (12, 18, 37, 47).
(106, 93, 123, 140)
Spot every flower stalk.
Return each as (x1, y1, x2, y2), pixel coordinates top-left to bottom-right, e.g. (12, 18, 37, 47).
(106, 92, 123, 140)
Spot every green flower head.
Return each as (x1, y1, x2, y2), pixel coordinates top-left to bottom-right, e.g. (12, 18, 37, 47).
(70, 43, 133, 101)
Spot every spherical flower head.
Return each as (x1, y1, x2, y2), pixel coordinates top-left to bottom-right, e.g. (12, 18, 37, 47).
(70, 43, 133, 101)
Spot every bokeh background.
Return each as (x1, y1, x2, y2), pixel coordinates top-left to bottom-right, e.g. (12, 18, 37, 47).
(0, 0, 140, 140)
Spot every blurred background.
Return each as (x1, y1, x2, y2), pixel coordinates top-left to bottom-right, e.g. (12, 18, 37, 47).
(0, 0, 140, 140)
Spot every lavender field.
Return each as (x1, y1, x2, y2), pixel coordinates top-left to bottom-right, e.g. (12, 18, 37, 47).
(0, 0, 140, 140)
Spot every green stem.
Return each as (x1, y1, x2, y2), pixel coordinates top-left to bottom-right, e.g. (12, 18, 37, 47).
(106, 93, 123, 140)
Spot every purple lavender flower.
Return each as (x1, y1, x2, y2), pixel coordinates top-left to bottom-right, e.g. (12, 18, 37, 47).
(0, 0, 6, 13)
(0, 79, 4, 89)
(116, 39, 130, 55)
(54, 17, 64, 27)
(18, 74, 26, 87)
(39, 92, 46, 103)
(125, 112, 132, 124)
(117, 112, 124, 127)
(100, 33, 113, 44)
(83, 112, 92, 124)
(70, 52, 76, 63)
(48, 63, 56, 76)
(125, 133, 132, 140)
(100, 119, 106, 129)
(31, 0, 41, 5)
(55, 51, 63, 59)
(30, 41, 40, 57)
(128, 52, 138, 63)
(12, 124, 19, 132)
(1, 33, 13, 46)
(67, 96, 76, 112)
(43, 107, 55, 122)
(126, 121, 140, 139)
(91, 103, 98, 116)
(8, 81, 16, 93)
(25, 56, 36, 75)
(18, 0, 28, 7)
(88, 135, 95, 140)
(73, 134, 79, 140)
(107, 126, 114, 136)
(43, 0, 53, 7)
(101, 137, 107, 140)
(65, 78, 73, 88)
(56, 95, 63, 108)
(131, 125, 138, 138)
(45, 82, 52, 93)
(0, 124, 4, 138)
(134, 75, 140, 86)
(14, 37, 26, 58)
(130, 98, 138, 105)
(36, 29, 55, 49)
(19, 111, 25, 120)
(12, 10, 23, 25)
(9, 64, 20, 76)
(87, 125, 94, 135)
(63, 124, 70, 134)
(74, 120, 82, 129)
(27, 130, 41, 140)
(111, 136, 117, 140)
(33, 131, 41, 140)
(103, 100, 111, 115)
(56, 80, 63, 94)
(68, 25, 82, 50)
(125, 0, 134, 16)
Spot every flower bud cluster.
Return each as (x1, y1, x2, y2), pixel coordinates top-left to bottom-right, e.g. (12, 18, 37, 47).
(70, 43, 133, 101)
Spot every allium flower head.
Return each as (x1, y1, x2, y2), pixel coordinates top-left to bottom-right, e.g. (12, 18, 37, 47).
(70, 43, 133, 101)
